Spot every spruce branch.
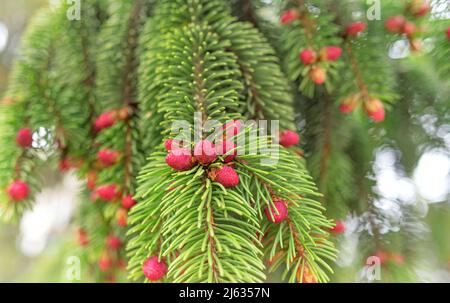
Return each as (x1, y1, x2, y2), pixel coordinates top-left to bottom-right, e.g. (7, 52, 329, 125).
(74, 0, 149, 281)
(279, 0, 343, 97)
(126, 2, 335, 282)
(0, 8, 63, 221)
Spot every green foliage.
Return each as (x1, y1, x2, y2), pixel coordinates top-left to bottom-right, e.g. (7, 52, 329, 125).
(299, 92, 356, 218)
(52, 0, 106, 159)
(279, 1, 342, 97)
(95, 0, 149, 192)
(244, 144, 336, 282)
(126, 0, 335, 282)
(128, 133, 335, 282)
(143, 0, 296, 129)
(0, 9, 60, 220)
(430, 21, 450, 84)
(0, 1, 109, 220)
(1, 0, 449, 283)
(337, 17, 398, 106)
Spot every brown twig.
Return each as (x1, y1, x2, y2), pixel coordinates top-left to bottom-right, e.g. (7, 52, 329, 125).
(344, 41, 370, 101)
(296, 0, 315, 48)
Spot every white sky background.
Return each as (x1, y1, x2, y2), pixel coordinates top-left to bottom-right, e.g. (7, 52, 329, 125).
(0, 22, 8, 52)
(19, 172, 82, 257)
(375, 148, 450, 204)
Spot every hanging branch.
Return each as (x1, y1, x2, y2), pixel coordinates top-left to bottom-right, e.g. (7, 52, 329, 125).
(76, 0, 150, 281)
(126, 0, 335, 283)
(279, 0, 343, 97)
(0, 8, 63, 221)
(128, 22, 265, 282)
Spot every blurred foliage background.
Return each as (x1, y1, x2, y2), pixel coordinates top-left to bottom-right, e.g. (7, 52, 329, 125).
(0, 0, 73, 282)
(1, 0, 46, 92)
(0, 0, 449, 283)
